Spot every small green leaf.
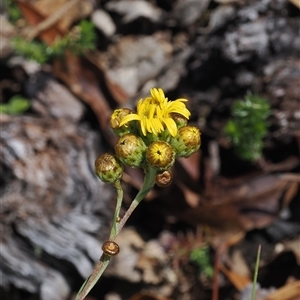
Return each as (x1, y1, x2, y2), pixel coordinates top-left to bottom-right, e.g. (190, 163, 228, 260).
(0, 95, 31, 115)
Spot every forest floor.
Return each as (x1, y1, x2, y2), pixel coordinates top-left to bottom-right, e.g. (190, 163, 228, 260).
(1, 0, 300, 300)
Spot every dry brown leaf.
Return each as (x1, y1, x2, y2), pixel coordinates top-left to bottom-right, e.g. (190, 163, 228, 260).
(282, 236, 300, 264)
(266, 280, 300, 300)
(34, 0, 92, 31)
(177, 182, 200, 208)
(130, 293, 171, 300)
(289, 0, 300, 9)
(53, 52, 114, 144)
(219, 263, 251, 291)
(16, 0, 65, 44)
(178, 173, 299, 234)
(177, 151, 201, 182)
(85, 51, 129, 105)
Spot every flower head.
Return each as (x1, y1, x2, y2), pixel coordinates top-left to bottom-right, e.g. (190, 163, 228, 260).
(94, 154, 123, 183)
(146, 141, 175, 170)
(115, 133, 146, 167)
(110, 108, 133, 136)
(170, 126, 201, 158)
(119, 88, 191, 137)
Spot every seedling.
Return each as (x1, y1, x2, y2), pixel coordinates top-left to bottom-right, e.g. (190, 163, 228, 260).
(190, 246, 214, 278)
(224, 94, 271, 161)
(11, 20, 97, 63)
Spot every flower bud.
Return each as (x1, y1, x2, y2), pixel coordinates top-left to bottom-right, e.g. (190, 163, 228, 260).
(155, 170, 173, 187)
(170, 126, 201, 158)
(94, 153, 123, 183)
(102, 240, 120, 256)
(170, 113, 188, 129)
(115, 133, 147, 167)
(110, 108, 133, 136)
(146, 141, 175, 171)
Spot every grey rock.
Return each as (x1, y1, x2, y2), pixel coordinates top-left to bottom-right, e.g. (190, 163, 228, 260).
(106, 0, 162, 23)
(223, 20, 269, 63)
(91, 9, 116, 37)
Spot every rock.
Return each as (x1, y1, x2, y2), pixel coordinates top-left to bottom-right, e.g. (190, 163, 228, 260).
(223, 20, 269, 63)
(106, 0, 162, 23)
(91, 9, 116, 37)
(105, 35, 171, 97)
(174, 0, 210, 26)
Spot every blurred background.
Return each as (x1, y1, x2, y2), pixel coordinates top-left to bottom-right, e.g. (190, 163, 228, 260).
(1, 0, 300, 299)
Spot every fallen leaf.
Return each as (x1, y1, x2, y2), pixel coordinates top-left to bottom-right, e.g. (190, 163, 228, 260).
(219, 263, 251, 291)
(130, 294, 171, 300)
(177, 173, 299, 233)
(16, 0, 65, 44)
(53, 52, 114, 144)
(289, 0, 300, 9)
(266, 280, 300, 300)
(34, 0, 92, 31)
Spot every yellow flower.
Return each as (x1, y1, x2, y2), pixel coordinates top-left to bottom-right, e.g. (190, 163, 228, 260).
(119, 88, 191, 137)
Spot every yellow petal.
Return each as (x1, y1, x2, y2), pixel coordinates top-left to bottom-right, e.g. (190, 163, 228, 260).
(152, 118, 164, 133)
(162, 118, 178, 137)
(119, 113, 140, 127)
(140, 119, 147, 136)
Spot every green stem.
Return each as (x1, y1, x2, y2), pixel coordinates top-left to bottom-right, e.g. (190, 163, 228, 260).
(110, 180, 123, 238)
(76, 254, 110, 300)
(76, 180, 123, 300)
(117, 167, 156, 233)
(76, 168, 156, 300)
(251, 244, 261, 300)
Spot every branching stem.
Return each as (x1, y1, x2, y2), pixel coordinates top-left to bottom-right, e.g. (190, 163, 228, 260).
(76, 167, 156, 300)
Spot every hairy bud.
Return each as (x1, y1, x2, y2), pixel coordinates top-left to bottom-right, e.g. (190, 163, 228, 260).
(94, 153, 123, 183)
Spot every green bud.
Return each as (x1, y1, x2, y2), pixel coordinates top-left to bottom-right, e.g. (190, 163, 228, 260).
(94, 153, 123, 183)
(170, 112, 188, 129)
(115, 133, 147, 167)
(170, 126, 201, 158)
(146, 141, 175, 171)
(110, 108, 133, 137)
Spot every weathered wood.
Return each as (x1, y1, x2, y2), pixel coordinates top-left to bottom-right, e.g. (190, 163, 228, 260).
(0, 77, 114, 299)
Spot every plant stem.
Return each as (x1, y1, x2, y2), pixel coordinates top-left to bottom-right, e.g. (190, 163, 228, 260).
(110, 180, 123, 238)
(251, 244, 261, 300)
(117, 167, 156, 233)
(75, 254, 110, 300)
(76, 168, 156, 300)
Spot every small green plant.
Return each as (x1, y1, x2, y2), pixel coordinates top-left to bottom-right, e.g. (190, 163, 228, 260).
(11, 20, 97, 63)
(0, 95, 30, 115)
(69, 20, 97, 55)
(224, 94, 271, 161)
(5, 0, 22, 23)
(190, 246, 214, 278)
(76, 88, 201, 300)
(11, 37, 50, 64)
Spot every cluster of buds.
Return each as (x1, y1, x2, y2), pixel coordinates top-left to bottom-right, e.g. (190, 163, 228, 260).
(94, 88, 201, 187)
